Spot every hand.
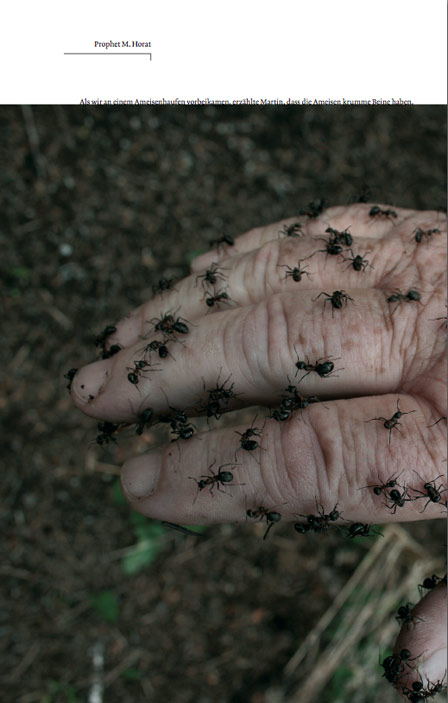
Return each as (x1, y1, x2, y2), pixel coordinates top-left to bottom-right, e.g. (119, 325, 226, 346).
(69, 203, 447, 693)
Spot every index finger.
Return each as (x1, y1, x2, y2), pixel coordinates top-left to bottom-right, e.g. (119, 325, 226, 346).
(190, 204, 445, 272)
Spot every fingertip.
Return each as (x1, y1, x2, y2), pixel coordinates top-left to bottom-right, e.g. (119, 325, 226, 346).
(70, 359, 113, 408)
(121, 449, 163, 502)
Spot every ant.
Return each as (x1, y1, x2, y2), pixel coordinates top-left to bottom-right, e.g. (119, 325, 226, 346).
(206, 371, 240, 406)
(209, 233, 234, 252)
(234, 418, 265, 461)
(278, 260, 310, 283)
(126, 359, 154, 385)
(204, 289, 234, 310)
(246, 505, 283, 540)
(279, 379, 321, 417)
(189, 462, 242, 502)
(341, 248, 374, 272)
(195, 262, 227, 291)
(293, 347, 343, 383)
(325, 226, 353, 246)
(306, 235, 345, 262)
(365, 399, 416, 443)
(418, 574, 445, 596)
(64, 368, 77, 391)
(139, 339, 172, 360)
(147, 311, 191, 338)
(312, 289, 354, 316)
(345, 523, 383, 538)
(359, 470, 405, 496)
(270, 407, 291, 422)
(101, 343, 122, 359)
(386, 288, 423, 314)
(395, 602, 424, 628)
(412, 227, 441, 243)
(171, 422, 198, 441)
(401, 673, 446, 702)
(94, 324, 117, 350)
(279, 222, 305, 237)
(95, 421, 120, 446)
(298, 198, 327, 219)
(134, 407, 154, 435)
(295, 502, 342, 534)
(383, 486, 413, 514)
(381, 648, 420, 684)
(369, 205, 398, 221)
(152, 277, 177, 296)
(410, 471, 446, 512)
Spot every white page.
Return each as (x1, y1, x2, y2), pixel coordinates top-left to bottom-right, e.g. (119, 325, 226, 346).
(2, 0, 446, 104)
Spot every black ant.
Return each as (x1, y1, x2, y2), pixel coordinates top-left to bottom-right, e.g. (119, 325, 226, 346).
(383, 486, 413, 514)
(195, 263, 227, 291)
(64, 368, 78, 391)
(279, 222, 305, 237)
(312, 289, 354, 316)
(204, 289, 234, 310)
(101, 343, 123, 359)
(206, 371, 240, 406)
(306, 235, 345, 262)
(401, 672, 446, 702)
(359, 470, 405, 496)
(293, 347, 343, 383)
(94, 324, 117, 349)
(365, 399, 416, 443)
(95, 421, 120, 446)
(410, 471, 446, 512)
(386, 288, 423, 314)
(279, 379, 321, 417)
(345, 523, 383, 538)
(381, 648, 420, 684)
(418, 574, 445, 596)
(325, 226, 353, 246)
(234, 419, 265, 461)
(126, 359, 153, 385)
(189, 462, 242, 502)
(298, 198, 327, 219)
(369, 205, 398, 221)
(278, 260, 310, 282)
(147, 309, 191, 337)
(412, 227, 441, 243)
(171, 422, 198, 441)
(341, 248, 374, 272)
(246, 505, 283, 540)
(295, 502, 342, 534)
(395, 602, 424, 628)
(134, 407, 154, 435)
(270, 407, 291, 422)
(209, 233, 234, 252)
(139, 339, 172, 360)
(152, 277, 177, 296)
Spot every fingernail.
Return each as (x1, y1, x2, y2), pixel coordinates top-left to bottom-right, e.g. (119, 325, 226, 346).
(72, 360, 112, 403)
(121, 452, 162, 501)
(419, 648, 447, 681)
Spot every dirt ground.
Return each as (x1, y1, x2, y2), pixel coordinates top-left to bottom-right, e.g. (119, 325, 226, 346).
(1, 106, 446, 703)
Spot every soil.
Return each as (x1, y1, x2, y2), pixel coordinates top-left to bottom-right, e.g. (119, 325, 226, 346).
(1, 106, 446, 703)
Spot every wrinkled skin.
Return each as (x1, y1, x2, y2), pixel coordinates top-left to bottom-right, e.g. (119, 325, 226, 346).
(70, 204, 447, 692)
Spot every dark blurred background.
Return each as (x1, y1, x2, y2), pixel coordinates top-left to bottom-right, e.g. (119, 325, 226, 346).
(1, 106, 446, 703)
